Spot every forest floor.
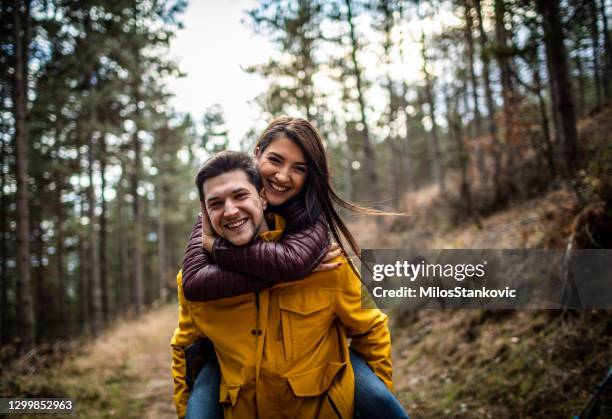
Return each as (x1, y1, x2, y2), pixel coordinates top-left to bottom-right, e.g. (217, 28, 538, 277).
(1, 188, 610, 418)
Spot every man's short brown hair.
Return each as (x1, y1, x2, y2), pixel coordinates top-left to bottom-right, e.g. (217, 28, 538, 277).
(195, 151, 262, 203)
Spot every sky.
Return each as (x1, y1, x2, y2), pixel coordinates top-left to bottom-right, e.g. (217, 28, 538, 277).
(165, 1, 459, 149)
(166, 0, 274, 148)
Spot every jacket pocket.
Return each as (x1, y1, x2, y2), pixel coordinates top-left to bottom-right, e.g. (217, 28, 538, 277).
(287, 362, 349, 418)
(219, 382, 241, 407)
(286, 361, 346, 397)
(278, 290, 331, 361)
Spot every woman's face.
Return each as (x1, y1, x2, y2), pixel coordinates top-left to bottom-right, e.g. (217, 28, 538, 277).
(256, 135, 307, 206)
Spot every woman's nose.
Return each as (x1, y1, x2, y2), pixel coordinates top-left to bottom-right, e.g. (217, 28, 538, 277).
(274, 171, 290, 183)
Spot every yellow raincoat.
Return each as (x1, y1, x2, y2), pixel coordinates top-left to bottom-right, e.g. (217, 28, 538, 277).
(171, 215, 392, 418)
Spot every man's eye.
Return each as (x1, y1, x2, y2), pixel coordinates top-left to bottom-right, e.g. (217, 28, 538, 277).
(208, 202, 220, 209)
(236, 193, 248, 199)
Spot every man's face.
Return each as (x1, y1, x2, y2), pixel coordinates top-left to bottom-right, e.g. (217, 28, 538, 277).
(202, 170, 267, 246)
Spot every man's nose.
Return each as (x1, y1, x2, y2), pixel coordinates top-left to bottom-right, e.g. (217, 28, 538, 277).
(223, 201, 239, 217)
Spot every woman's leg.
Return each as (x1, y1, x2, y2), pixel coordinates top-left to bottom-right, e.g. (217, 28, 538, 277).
(351, 350, 409, 419)
(185, 357, 223, 419)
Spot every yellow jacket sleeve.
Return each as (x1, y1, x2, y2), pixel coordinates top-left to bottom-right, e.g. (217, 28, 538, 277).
(171, 270, 204, 418)
(333, 261, 394, 391)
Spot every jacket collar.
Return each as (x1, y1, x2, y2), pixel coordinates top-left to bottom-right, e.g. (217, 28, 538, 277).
(259, 213, 285, 242)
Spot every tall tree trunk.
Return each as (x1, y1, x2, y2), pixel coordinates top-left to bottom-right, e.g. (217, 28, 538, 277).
(34, 223, 44, 340)
(421, 31, 446, 194)
(464, 0, 486, 183)
(54, 175, 68, 336)
(157, 186, 168, 304)
(537, 0, 579, 176)
(87, 132, 102, 334)
(446, 91, 481, 228)
(475, 0, 504, 202)
(0, 136, 8, 345)
(532, 42, 557, 178)
(494, 0, 517, 175)
(381, 0, 401, 209)
(99, 134, 109, 322)
(590, 0, 604, 105)
(131, 5, 145, 316)
(77, 146, 90, 334)
(397, 2, 414, 192)
(12, 0, 35, 352)
(117, 182, 131, 317)
(464, 0, 483, 136)
(574, 44, 586, 116)
(600, 0, 612, 98)
(344, 0, 380, 205)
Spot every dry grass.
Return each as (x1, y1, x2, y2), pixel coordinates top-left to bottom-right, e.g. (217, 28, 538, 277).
(347, 183, 611, 418)
(0, 304, 178, 419)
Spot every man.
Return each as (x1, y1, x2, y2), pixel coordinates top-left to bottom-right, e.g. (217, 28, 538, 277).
(171, 151, 392, 418)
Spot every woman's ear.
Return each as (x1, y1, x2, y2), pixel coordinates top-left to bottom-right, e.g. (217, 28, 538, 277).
(259, 188, 268, 210)
(254, 146, 261, 158)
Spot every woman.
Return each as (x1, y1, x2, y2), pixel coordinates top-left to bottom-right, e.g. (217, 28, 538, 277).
(181, 117, 408, 418)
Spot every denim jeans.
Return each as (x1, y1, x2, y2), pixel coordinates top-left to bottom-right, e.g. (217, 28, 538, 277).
(185, 355, 223, 419)
(350, 350, 409, 419)
(185, 351, 409, 418)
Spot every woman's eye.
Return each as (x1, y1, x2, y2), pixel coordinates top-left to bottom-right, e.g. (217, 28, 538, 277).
(268, 156, 281, 164)
(294, 166, 307, 174)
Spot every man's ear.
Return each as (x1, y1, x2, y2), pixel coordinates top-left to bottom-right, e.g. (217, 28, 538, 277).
(259, 188, 267, 210)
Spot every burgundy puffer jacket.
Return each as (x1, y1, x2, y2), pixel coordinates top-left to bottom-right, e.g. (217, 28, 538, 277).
(181, 214, 331, 301)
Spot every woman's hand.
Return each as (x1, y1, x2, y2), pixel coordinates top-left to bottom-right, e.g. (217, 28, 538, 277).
(200, 203, 217, 252)
(312, 242, 343, 273)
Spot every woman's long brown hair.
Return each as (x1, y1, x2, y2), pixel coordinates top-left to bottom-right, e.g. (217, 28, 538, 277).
(255, 116, 401, 262)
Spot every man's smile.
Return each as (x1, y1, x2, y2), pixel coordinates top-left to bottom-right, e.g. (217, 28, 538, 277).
(224, 218, 248, 230)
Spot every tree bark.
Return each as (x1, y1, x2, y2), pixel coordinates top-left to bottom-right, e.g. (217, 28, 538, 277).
(574, 43, 586, 116)
(474, 0, 504, 200)
(99, 134, 109, 322)
(463, 0, 486, 183)
(77, 144, 90, 335)
(494, 0, 518, 178)
(398, 2, 414, 192)
(0, 134, 8, 345)
(590, 0, 604, 105)
(87, 132, 102, 334)
(344, 0, 380, 205)
(54, 171, 68, 336)
(131, 5, 144, 316)
(380, 0, 401, 209)
(421, 30, 446, 194)
(600, 0, 612, 98)
(446, 90, 481, 228)
(12, 0, 35, 352)
(531, 42, 556, 178)
(157, 186, 168, 304)
(537, 0, 579, 176)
